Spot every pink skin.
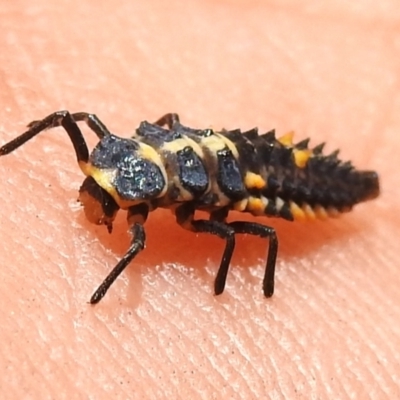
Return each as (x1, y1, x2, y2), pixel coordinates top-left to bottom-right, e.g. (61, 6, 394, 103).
(0, 1, 399, 398)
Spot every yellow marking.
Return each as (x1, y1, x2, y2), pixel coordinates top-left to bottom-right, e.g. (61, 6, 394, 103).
(217, 134, 240, 159)
(200, 132, 226, 153)
(233, 198, 248, 212)
(89, 166, 134, 208)
(327, 207, 340, 218)
(278, 131, 294, 146)
(293, 149, 311, 168)
(314, 205, 328, 220)
(290, 201, 306, 221)
(160, 138, 187, 152)
(87, 166, 118, 196)
(201, 132, 240, 160)
(161, 136, 205, 160)
(302, 204, 316, 220)
(138, 142, 163, 164)
(82, 164, 152, 209)
(244, 172, 266, 190)
(247, 196, 265, 214)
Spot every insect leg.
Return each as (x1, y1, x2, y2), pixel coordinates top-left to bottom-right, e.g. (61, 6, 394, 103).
(0, 111, 89, 166)
(228, 221, 278, 298)
(28, 111, 111, 139)
(176, 204, 235, 295)
(70, 112, 111, 138)
(90, 203, 149, 304)
(153, 113, 180, 129)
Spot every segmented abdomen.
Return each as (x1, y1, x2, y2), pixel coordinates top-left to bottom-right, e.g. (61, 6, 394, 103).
(222, 127, 380, 221)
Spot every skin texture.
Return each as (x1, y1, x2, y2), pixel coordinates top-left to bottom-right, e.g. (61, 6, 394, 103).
(0, 1, 399, 398)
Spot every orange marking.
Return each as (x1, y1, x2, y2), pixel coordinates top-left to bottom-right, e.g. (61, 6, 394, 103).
(244, 172, 266, 190)
(290, 201, 306, 221)
(247, 197, 265, 214)
(314, 205, 328, 220)
(293, 149, 311, 168)
(302, 204, 316, 220)
(278, 131, 294, 146)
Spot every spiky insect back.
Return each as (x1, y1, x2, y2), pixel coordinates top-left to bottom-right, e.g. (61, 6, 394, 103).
(83, 118, 379, 222)
(222, 127, 380, 221)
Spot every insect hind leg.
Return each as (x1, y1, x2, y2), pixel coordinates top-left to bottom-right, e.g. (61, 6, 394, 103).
(228, 221, 278, 298)
(176, 203, 235, 296)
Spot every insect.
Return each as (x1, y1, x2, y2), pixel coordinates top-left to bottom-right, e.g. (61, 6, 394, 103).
(0, 111, 380, 304)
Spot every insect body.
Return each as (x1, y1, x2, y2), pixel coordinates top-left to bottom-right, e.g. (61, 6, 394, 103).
(0, 111, 380, 303)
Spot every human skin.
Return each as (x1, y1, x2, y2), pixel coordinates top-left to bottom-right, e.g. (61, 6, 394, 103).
(0, 1, 399, 399)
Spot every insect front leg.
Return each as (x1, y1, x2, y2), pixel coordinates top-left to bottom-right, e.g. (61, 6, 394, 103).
(70, 112, 111, 139)
(28, 111, 111, 139)
(90, 203, 149, 304)
(0, 111, 90, 166)
(175, 203, 235, 295)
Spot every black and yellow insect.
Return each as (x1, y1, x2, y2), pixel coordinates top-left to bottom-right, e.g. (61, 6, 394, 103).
(0, 111, 380, 303)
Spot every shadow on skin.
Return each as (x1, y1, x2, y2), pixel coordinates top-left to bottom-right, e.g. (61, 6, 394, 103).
(75, 202, 368, 306)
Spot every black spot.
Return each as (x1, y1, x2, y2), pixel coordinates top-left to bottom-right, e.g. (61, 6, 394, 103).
(91, 134, 139, 169)
(90, 134, 166, 201)
(115, 156, 165, 201)
(216, 148, 246, 201)
(177, 146, 208, 196)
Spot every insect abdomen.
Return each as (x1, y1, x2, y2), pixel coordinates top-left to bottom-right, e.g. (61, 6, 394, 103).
(222, 128, 380, 221)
